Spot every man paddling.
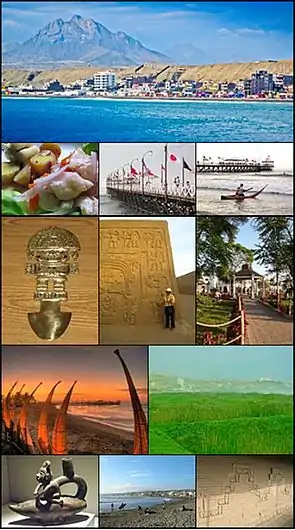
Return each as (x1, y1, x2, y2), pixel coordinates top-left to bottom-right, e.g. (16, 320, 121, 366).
(235, 184, 245, 197)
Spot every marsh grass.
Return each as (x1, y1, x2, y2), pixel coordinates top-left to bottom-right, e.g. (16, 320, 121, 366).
(149, 392, 293, 454)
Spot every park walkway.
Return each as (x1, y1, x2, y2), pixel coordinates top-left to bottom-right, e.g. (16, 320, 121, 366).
(244, 299, 293, 345)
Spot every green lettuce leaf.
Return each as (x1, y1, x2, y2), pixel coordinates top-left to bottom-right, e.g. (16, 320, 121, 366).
(82, 143, 98, 155)
(2, 189, 28, 215)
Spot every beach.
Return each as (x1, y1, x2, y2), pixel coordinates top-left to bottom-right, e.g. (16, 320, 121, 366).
(4, 403, 133, 454)
(2, 98, 293, 142)
(100, 498, 196, 528)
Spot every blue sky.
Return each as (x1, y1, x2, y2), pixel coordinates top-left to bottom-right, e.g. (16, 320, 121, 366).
(106, 217, 195, 277)
(237, 221, 264, 274)
(100, 455, 195, 493)
(2, 1, 293, 63)
(149, 345, 293, 382)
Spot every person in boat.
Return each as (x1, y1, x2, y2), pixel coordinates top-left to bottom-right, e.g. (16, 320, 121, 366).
(235, 184, 245, 197)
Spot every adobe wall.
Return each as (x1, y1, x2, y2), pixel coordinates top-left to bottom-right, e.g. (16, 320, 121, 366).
(99, 220, 181, 326)
(197, 456, 293, 527)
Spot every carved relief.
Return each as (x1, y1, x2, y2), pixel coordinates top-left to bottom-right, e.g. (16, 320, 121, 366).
(197, 459, 293, 528)
(100, 222, 177, 326)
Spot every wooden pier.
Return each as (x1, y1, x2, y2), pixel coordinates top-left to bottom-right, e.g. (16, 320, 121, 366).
(196, 162, 273, 173)
(106, 185, 196, 215)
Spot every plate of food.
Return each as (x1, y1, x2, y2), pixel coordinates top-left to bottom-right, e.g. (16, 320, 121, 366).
(2, 142, 98, 215)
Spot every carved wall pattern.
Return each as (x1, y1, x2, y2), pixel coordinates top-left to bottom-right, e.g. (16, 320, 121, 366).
(197, 457, 293, 527)
(100, 222, 179, 326)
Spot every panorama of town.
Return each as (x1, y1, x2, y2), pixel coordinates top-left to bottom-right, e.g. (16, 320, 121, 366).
(2, 67, 294, 100)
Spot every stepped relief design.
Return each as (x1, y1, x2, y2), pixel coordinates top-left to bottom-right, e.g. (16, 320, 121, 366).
(197, 457, 293, 527)
(100, 221, 180, 326)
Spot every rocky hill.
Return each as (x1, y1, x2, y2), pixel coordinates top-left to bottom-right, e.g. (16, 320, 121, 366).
(2, 15, 171, 67)
(2, 59, 292, 88)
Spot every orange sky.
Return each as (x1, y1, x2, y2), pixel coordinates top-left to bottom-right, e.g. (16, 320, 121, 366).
(2, 346, 147, 403)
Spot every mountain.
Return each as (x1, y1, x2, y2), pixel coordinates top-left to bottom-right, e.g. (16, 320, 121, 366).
(2, 15, 172, 67)
(164, 42, 212, 65)
(150, 374, 293, 395)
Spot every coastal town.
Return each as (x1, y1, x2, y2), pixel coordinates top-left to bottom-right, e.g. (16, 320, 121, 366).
(2, 64, 293, 100)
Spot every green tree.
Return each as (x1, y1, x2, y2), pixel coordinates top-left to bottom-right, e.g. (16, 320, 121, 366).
(252, 217, 293, 303)
(196, 217, 248, 279)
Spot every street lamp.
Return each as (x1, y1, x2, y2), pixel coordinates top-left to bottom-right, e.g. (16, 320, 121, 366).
(141, 150, 153, 195)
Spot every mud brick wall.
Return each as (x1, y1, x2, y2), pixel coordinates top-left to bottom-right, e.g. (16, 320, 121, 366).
(197, 456, 293, 527)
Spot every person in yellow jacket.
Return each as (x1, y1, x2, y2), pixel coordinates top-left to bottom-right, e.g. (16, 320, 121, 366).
(162, 287, 176, 329)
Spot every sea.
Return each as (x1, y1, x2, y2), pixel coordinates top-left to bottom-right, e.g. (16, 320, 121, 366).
(58, 402, 148, 433)
(2, 97, 293, 142)
(100, 494, 173, 513)
(100, 194, 136, 215)
(197, 172, 293, 215)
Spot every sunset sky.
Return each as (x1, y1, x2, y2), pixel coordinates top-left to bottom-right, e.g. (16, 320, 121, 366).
(2, 346, 147, 402)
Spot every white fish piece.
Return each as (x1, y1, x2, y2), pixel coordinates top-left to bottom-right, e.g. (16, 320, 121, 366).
(67, 148, 97, 182)
(38, 190, 61, 211)
(75, 196, 98, 215)
(14, 164, 71, 202)
(48, 171, 94, 200)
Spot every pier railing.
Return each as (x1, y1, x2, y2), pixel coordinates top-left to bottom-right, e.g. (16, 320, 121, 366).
(106, 180, 195, 199)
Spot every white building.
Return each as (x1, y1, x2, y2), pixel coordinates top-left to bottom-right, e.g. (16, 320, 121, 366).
(93, 71, 116, 91)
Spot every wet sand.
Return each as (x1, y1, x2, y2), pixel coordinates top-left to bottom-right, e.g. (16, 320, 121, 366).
(5, 403, 133, 454)
(100, 498, 196, 528)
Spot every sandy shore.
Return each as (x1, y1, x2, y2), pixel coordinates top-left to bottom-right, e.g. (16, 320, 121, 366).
(3, 95, 293, 103)
(100, 498, 196, 528)
(5, 403, 133, 454)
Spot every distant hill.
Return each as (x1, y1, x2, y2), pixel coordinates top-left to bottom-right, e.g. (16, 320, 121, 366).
(150, 374, 293, 395)
(2, 15, 172, 67)
(2, 59, 293, 88)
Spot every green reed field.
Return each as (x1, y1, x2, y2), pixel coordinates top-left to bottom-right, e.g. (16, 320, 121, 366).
(149, 392, 293, 454)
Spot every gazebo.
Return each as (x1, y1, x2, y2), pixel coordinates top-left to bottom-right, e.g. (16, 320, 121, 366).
(233, 263, 264, 299)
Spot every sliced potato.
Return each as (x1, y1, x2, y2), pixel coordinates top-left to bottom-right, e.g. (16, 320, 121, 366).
(40, 143, 62, 159)
(17, 146, 40, 163)
(13, 164, 32, 187)
(9, 143, 34, 152)
(2, 162, 21, 185)
(29, 152, 56, 176)
(5, 145, 40, 164)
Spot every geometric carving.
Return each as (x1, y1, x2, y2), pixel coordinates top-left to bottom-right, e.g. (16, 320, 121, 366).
(197, 457, 293, 527)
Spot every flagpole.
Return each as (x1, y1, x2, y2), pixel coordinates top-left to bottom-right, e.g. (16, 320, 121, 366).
(182, 157, 185, 187)
(141, 150, 153, 196)
(195, 142, 197, 185)
(164, 144, 168, 200)
(130, 157, 139, 193)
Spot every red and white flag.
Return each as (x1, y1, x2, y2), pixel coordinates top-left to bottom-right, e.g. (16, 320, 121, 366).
(143, 161, 159, 178)
(130, 164, 138, 176)
(169, 153, 180, 163)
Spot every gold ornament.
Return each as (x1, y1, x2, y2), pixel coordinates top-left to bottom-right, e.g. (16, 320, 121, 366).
(25, 226, 81, 340)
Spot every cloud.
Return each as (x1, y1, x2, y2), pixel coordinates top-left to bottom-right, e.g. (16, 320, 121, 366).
(217, 27, 232, 34)
(236, 27, 266, 35)
(2, 18, 22, 27)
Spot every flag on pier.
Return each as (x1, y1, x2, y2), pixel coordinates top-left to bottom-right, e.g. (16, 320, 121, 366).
(183, 158, 192, 171)
(143, 161, 159, 178)
(130, 164, 138, 176)
(169, 153, 180, 163)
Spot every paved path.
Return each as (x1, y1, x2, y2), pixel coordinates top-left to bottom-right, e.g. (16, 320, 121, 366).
(244, 299, 293, 345)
